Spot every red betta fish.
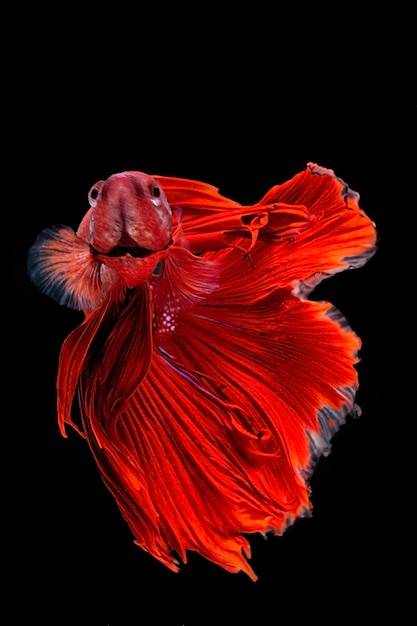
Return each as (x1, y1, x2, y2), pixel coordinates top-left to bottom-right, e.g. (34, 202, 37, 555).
(28, 164, 377, 581)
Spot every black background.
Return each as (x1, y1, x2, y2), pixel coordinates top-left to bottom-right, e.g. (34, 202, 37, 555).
(9, 8, 410, 626)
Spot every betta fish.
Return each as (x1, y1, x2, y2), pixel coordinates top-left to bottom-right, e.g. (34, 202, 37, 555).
(28, 163, 377, 581)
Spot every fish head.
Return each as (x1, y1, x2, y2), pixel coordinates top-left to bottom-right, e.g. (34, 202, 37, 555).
(87, 172, 172, 256)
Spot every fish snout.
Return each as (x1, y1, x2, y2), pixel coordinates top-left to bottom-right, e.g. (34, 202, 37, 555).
(88, 173, 172, 255)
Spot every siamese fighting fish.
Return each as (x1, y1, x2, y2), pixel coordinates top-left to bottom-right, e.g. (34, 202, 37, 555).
(28, 163, 377, 581)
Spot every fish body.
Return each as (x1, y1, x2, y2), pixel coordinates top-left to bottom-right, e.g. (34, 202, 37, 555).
(28, 164, 377, 580)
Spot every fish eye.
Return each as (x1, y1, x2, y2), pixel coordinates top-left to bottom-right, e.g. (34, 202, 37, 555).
(152, 186, 161, 198)
(88, 181, 104, 207)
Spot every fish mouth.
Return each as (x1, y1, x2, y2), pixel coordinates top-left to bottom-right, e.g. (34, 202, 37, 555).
(90, 239, 173, 258)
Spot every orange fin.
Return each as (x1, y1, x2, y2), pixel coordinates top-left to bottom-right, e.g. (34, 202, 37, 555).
(27, 225, 119, 311)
